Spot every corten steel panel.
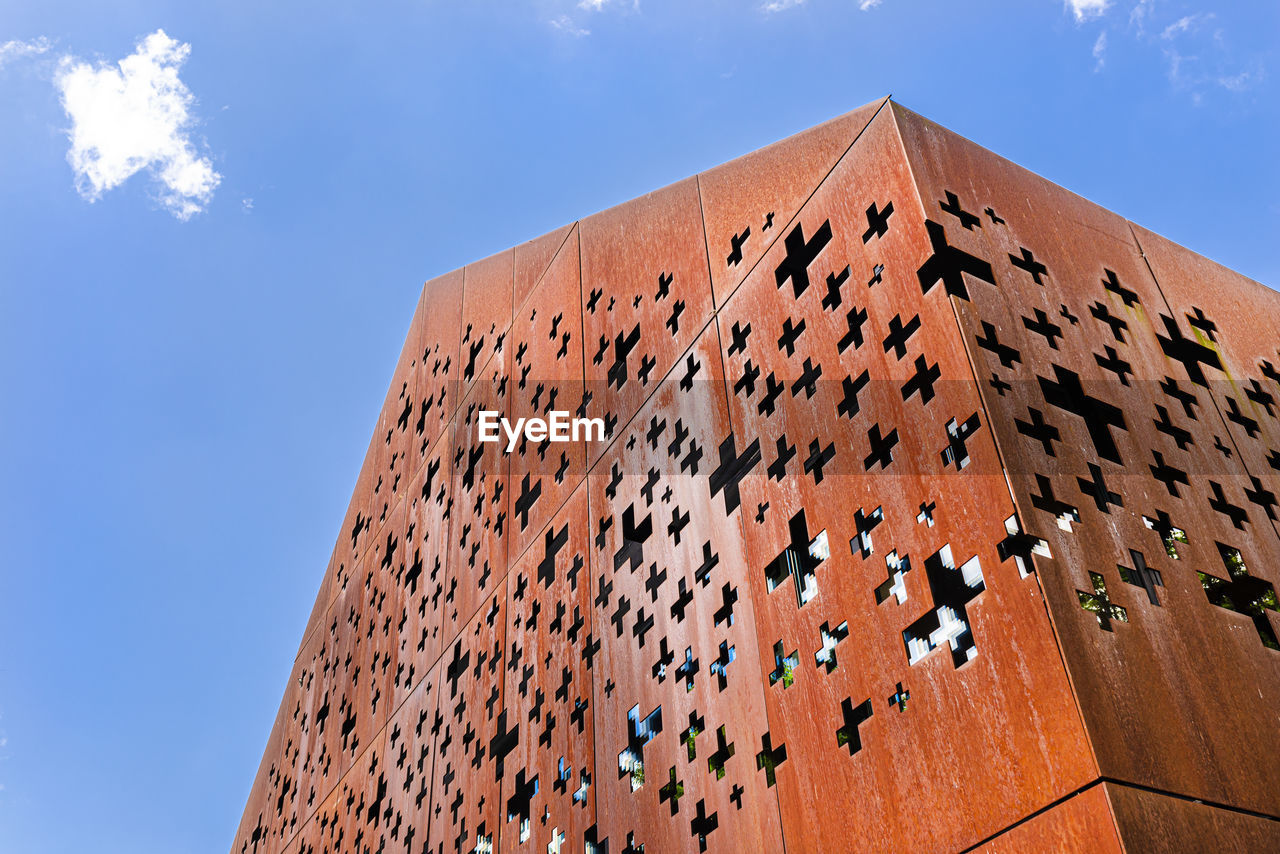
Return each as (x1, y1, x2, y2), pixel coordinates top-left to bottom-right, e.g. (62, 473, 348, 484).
(333, 730, 394, 854)
(972, 784, 1121, 854)
(429, 588, 509, 854)
(390, 430, 454, 709)
(274, 611, 346, 845)
(273, 633, 333, 845)
(382, 658, 444, 853)
(698, 96, 887, 307)
(327, 554, 385, 783)
(414, 269, 465, 470)
(232, 694, 288, 854)
(514, 222, 575, 314)
(366, 293, 427, 546)
(717, 106, 1095, 852)
(506, 227, 589, 563)
(460, 249, 515, 402)
(1131, 222, 1280, 545)
(304, 780, 345, 854)
(296, 551, 334, 661)
(499, 488, 598, 853)
(892, 102, 1280, 817)
(446, 345, 511, 642)
(328, 495, 405, 783)
(332, 446, 380, 612)
(1105, 782, 1280, 853)
(579, 176, 715, 465)
(237, 99, 1280, 854)
(587, 321, 787, 854)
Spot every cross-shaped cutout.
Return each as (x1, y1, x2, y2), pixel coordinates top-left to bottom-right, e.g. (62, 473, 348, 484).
(618, 704, 662, 792)
(1022, 308, 1063, 350)
(1038, 365, 1127, 463)
(1157, 314, 1222, 386)
(764, 510, 829, 608)
(939, 191, 980, 230)
(917, 220, 996, 300)
(659, 766, 684, 816)
(769, 640, 799, 689)
(690, 799, 719, 853)
(707, 725, 735, 780)
(1102, 269, 1139, 307)
(882, 313, 921, 360)
(709, 434, 761, 515)
(774, 220, 833, 299)
(1009, 247, 1047, 284)
(1199, 544, 1279, 649)
(814, 620, 849, 674)
(904, 545, 985, 667)
(755, 733, 787, 787)
(940, 412, 981, 470)
(1030, 474, 1079, 532)
(710, 641, 736, 692)
(850, 505, 884, 558)
(726, 227, 750, 267)
(874, 549, 912, 605)
(1143, 509, 1187, 560)
(1118, 548, 1163, 606)
(976, 321, 1021, 369)
(862, 200, 894, 242)
(1078, 571, 1128, 631)
(864, 424, 899, 471)
(1077, 463, 1123, 514)
(835, 697, 874, 755)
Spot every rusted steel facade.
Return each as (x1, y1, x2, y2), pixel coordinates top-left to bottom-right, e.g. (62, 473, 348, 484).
(233, 98, 1280, 853)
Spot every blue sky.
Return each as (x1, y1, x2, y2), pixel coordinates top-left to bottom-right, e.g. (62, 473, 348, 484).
(0, 1, 1274, 851)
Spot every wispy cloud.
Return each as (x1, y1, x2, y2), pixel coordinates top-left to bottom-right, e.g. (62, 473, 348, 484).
(1069, 3, 1264, 98)
(576, 0, 641, 12)
(1129, 0, 1154, 35)
(1217, 65, 1264, 92)
(1153, 11, 1264, 96)
(763, 0, 805, 12)
(55, 30, 220, 220)
(859, 0, 883, 10)
(1066, 0, 1109, 23)
(0, 36, 51, 69)
(550, 15, 591, 37)
(1093, 31, 1108, 71)
(1160, 13, 1208, 40)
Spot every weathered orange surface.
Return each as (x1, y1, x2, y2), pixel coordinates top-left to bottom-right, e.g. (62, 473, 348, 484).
(233, 99, 1280, 853)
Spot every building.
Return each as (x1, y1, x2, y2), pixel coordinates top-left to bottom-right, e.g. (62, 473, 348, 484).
(232, 97, 1280, 853)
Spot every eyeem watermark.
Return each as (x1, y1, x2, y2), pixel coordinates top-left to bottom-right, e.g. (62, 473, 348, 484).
(478, 410, 605, 453)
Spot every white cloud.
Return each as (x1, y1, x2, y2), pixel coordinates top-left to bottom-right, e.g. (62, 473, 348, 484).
(1092, 31, 1107, 70)
(1065, 0, 1108, 23)
(859, 0, 883, 10)
(763, 0, 805, 12)
(1161, 14, 1208, 40)
(1218, 65, 1264, 92)
(577, 0, 607, 9)
(1129, 0, 1154, 35)
(55, 30, 220, 220)
(550, 15, 591, 36)
(0, 36, 51, 68)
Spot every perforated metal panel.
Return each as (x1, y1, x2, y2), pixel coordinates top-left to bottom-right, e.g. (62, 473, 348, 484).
(233, 99, 1280, 854)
